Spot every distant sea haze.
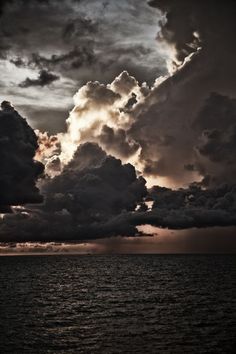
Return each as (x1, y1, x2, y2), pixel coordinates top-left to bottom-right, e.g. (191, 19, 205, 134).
(0, 255, 235, 353)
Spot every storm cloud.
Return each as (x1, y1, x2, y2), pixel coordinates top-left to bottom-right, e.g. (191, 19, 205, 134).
(0, 0, 236, 249)
(0, 0, 167, 137)
(141, 184, 236, 229)
(0, 142, 147, 241)
(19, 70, 59, 88)
(115, 0, 236, 188)
(0, 103, 44, 212)
(0, 0, 165, 82)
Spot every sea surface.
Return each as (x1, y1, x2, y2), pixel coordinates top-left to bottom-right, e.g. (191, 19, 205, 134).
(0, 255, 235, 354)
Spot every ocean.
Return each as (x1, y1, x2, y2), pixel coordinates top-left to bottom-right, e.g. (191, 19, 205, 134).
(0, 254, 235, 353)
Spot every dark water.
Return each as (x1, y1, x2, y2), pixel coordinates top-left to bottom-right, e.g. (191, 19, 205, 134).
(0, 255, 235, 354)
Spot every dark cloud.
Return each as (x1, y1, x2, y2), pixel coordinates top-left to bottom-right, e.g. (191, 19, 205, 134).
(193, 93, 236, 132)
(0, 0, 98, 81)
(20, 45, 96, 72)
(1, 182, 236, 242)
(122, 93, 137, 112)
(2, 138, 236, 242)
(0, 0, 165, 92)
(1, 145, 236, 242)
(1, 0, 236, 247)
(128, 183, 236, 230)
(197, 127, 236, 164)
(19, 70, 59, 88)
(0, 103, 44, 212)
(124, 0, 236, 187)
(43, 142, 147, 219)
(10, 57, 27, 68)
(194, 126, 236, 187)
(148, 0, 236, 63)
(62, 17, 98, 42)
(99, 125, 139, 158)
(192, 93, 236, 186)
(12, 43, 158, 86)
(0, 142, 147, 241)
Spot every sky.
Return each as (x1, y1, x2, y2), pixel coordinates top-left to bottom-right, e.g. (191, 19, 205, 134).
(0, 0, 236, 254)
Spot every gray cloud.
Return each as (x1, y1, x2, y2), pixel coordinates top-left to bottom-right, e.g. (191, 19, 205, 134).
(1, 135, 236, 242)
(19, 70, 59, 88)
(123, 0, 236, 187)
(99, 125, 139, 159)
(0, 103, 44, 212)
(192, 93, 236, 186)
(0, 142, 147, 241)
(1, 0, 165, 81)
(24, 45, 96, 72)
(62, 17, 98, 42)
(18, 106, 68, 134)
(42, 142, 147, 219)
(127, 183, 236, 230)
(0, 0, 166, 135)
(149, 0, 236, 64)
(1, 0, 236, 247)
